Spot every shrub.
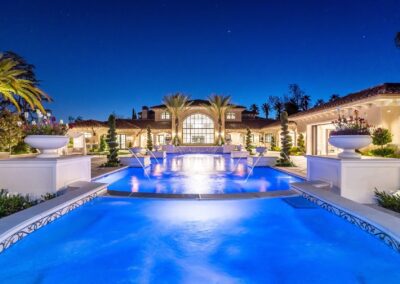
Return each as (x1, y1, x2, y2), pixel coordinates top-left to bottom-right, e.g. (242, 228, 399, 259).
(372, 128, 392, 149)
(24, 121, 68, 135)
(297, 133, 306, 154)
(11, 141, 32, 155)
(375, 189, 400, 213)
(289, 146, 303, 156)
(370, 147, 395, 157)
(0, 110, 23, 153)
(0, 189, 57, 218)
(0, 189, 33, 218)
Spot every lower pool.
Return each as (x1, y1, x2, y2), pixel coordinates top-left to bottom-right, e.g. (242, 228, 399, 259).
(96, 154, 303, 194)
(0, 197, 399, 283)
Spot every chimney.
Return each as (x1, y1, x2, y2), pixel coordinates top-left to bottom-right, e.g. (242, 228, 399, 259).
(141, 106, 149, 120)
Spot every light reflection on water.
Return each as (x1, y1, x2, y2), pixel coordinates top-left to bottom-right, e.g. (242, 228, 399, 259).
(97, 154, 303, 194)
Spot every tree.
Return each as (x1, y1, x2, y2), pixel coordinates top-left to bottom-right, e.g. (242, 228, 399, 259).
(268, 96, 283, 119)
(270, 135, 276, 150)
(372, 128, 392, 149)
(278, 111, 292, 165)
(297, 133, 306, 154)
(206, 94, 232, 145)
(0, 110, 23, 153)
(395, 32, 400, 49)
(249, 104, 259, 115)
(245, 128, 253, 154)
(163, 93, 191, 146)
(300, 95, 311, 111)
(104, 114, 119, 167)
(131, 108, 137, 120)
(99, 134, 107, 152)
(261, 103, 270, 119)
(146, 125, 153, 151)
(314, 99, 325, 107)
(329, 94, 341, 102)
(0, 52, 50, 114)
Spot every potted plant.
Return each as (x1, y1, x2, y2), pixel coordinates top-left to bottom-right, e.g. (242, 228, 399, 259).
(23, 116, 69, 158)
(328, 110, 372, 159)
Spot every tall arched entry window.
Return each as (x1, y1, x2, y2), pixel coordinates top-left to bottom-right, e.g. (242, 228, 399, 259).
(182, 114, 214, 144)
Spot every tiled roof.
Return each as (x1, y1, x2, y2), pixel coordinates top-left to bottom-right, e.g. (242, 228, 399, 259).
(290, 83, 400, 119)
(69, 119, 171, 130)
(225, 118, 276, 130)
(70, 119, 139, 129)
(131, 119, 172, 130)
(151, 99, 246, 109)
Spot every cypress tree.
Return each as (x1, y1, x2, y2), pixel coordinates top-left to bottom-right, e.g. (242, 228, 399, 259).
(99, 134, 107, 152)
(270, 135, 276, 150)
(297, 133, 306, 154)
(279, 111, 292, 165)
(104, 114, 119, 167)
(146, 125, 153, 151)
(131, 108, 137, 120)
(245, 128, 253, 154)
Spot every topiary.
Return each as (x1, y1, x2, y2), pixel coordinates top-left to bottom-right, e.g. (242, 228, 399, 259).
(103, 114, 120, 167)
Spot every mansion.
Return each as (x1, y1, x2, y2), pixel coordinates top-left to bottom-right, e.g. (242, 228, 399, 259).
(69, 83, 400, 155)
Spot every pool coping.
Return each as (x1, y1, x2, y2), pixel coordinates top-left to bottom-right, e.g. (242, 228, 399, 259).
(291, 181, 400, 253)
(106, 189, 300, 200)
(0, 181, 108, 254)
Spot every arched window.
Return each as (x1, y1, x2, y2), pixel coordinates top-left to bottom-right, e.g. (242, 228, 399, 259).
(183, 114, 214, 144)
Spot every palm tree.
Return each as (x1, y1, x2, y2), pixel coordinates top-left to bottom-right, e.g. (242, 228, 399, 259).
(205, 94, 232, 145)
(395, 32, 400, 49)
(314, 99, 325, 107)
(329, 94, 340, 102)
(163, 93, 191, 146)
(249, 104, 259, 115)
(300, 95, 311, 111)
(0, 53, 49, 113)
(261, 103, 270, 119)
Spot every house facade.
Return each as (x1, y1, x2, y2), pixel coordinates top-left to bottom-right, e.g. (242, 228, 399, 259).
(68, 99, 276, 150)
(69, 83, 400, 154)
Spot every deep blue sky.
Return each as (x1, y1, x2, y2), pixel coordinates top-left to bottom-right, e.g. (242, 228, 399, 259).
(1, 0, 400, 120)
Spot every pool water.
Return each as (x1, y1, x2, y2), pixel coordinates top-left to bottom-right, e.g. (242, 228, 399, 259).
(97, 154, 303, 194)
(1, 197, 399, 283)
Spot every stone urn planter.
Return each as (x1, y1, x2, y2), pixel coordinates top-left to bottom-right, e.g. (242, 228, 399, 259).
(328, 135, 372, 159)
(255, 146, 267, 156)
(25, 135, 69, 158)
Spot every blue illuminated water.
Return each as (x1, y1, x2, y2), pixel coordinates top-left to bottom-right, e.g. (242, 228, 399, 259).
(97, 154, 303, 194)
(0, 197, 399, 283)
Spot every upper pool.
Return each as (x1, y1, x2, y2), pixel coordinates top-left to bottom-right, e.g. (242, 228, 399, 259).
(96, 154, 303, 195)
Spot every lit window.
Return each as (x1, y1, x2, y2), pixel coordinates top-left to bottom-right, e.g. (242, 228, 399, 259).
(83, 132, 92, 138)
(226, 112, 236, 120)
(157, 134, 165, 145)
(265, 133, 273, 143)
(183, 114, 214, 144)
(161, 111, 171, 120)
(116, 134, 126, 149)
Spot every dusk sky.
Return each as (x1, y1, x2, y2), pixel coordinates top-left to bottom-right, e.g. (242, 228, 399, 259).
(2, 0, 400, 120)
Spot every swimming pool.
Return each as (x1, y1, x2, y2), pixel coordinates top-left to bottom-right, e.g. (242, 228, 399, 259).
(96, 154, 303, 195)
(0, 196, 399, 283)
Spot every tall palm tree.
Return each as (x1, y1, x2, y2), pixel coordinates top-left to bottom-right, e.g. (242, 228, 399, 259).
(0, 53, 49, 113)
(163, 93, 191, 146)
(206, 94, 232, 145)
(261, 103, 270, 119)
